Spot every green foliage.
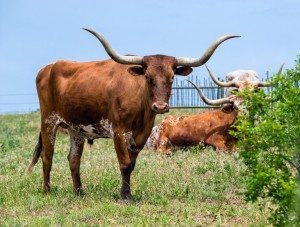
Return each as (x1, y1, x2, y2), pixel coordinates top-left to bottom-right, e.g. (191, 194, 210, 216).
(232, 57, 300, 226)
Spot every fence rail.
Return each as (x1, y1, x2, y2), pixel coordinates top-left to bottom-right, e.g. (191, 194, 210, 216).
(169, 73, 272, 109)
(0, 73, 272, 113)
(169, 75, 225, 109)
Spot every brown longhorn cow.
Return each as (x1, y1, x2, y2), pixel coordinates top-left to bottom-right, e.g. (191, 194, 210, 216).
(146, 104, 238, 154)
(27, 28, 238, 199)
(147, 65, 281, 155)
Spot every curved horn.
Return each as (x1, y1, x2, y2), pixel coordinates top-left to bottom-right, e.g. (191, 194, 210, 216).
(257, 64, 284, 87)
(186, 80, 232, 106)
(205, 65, 237, 87)
(257, 81, 270, 87)
(277, 63, 284, 75)
(176, 35, 240, 67)
(83, 28, 143, 65)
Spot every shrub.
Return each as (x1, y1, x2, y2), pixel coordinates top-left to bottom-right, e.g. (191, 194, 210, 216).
(232, 57, 300, 226)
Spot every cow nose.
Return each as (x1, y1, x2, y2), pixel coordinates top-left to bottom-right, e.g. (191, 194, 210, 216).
(152, 102, 169, 114)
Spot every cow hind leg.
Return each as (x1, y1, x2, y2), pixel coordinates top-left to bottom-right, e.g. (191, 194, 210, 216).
(40, 123, 57, 193)
(68, 131, 85, 195)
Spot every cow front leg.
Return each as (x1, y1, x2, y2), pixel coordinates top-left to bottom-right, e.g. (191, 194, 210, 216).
(113, 130, 138, 199)
(68, 131, 85, 195)
(156, 135, 172, 155)
(124, 131, 139, 153)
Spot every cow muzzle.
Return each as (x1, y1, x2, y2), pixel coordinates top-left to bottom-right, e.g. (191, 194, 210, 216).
(151, 102, 169, 114)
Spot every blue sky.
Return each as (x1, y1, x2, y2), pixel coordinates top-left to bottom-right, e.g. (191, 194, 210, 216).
(0, 0, 299, 113)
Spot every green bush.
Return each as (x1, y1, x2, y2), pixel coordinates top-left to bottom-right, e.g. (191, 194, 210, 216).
(232, 57, 300, 226)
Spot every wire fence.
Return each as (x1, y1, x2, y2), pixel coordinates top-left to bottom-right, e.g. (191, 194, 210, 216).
(0, 73, 272, 114)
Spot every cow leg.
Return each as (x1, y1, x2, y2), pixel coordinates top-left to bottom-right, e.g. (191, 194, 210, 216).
(207, 134, 230, 151)
(40, 122, 57, 193)
(124, 131, 139, 153)
(113, 129, 138, 199)
(68, 131, 85, 195)
(157, 135, 172, 155)
(120, 151, 138, 200)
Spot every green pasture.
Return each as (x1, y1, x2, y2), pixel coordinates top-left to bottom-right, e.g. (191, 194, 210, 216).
(0, 111, 269, 226)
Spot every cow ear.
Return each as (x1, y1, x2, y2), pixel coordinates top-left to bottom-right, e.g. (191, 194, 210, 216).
(128, 66, 145, 76)
(175, 66, 193, 76)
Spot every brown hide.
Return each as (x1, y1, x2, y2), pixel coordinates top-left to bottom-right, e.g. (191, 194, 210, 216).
(31, 56, 191, 198)
(37, 56, 180, 144)
(148, 105, 237, 154)
(39, 60, 154, 135)
(28, 29, 237, 198)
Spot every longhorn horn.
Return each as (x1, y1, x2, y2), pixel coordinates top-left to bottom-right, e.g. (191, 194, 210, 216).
(186, 80, 232, 106)
(176, 35, 240, 67)
(257, 64, 284, 87)
(83, 28, 143, 65)
(257, 81, 270, 87)
(205, 65, 237, 87)
(277, 63, 284, 75)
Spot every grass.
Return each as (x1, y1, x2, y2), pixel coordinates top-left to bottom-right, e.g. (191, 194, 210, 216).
(0, 111, 270, 226)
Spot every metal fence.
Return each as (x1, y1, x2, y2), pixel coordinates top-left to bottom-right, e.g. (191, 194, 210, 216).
(170, 75, 224, 108)
(0, 73, 272, 113)
(169, 73, 272, 109)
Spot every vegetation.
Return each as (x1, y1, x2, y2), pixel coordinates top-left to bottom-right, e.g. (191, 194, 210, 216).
(0, 110, 270, 226)
(232, 57, 300, 226)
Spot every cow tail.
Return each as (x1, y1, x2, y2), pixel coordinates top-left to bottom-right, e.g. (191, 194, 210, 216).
(27, 132, 43, 173)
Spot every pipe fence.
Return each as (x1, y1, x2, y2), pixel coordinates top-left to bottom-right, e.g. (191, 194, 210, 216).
(0, 73, 272, 113)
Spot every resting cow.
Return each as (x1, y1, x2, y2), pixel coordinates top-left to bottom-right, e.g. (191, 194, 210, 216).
(146, 65, 281, 154)
(27, 28, 238, 198)
(146, 105, 237, 154)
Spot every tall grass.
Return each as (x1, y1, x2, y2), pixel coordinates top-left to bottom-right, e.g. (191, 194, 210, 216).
(0, 112, 269, 226)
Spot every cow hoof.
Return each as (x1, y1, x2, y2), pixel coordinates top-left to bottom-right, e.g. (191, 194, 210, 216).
(163, 151, 173, 157)
(74, 188, 85, 196)
(43, 185, 50, 193)
(120, 192, 132, 200)
(118, 198, 132, 205)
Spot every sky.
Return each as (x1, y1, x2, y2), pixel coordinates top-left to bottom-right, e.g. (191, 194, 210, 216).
(0, 0, 299, 113)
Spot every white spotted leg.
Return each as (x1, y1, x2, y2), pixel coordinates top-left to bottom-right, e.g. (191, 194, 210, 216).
(68, 130, 85, 195)
(40, 121, 58, 192)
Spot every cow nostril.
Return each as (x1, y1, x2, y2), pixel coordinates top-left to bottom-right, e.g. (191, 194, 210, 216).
(152, 102, 169, 113)
(152, 104, 158, 110)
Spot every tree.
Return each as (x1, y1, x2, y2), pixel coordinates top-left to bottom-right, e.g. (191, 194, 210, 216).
(232, 56, 300, 226)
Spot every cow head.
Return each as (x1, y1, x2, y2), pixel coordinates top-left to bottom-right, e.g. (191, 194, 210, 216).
(188, 64, 283, 109)
(127, 55, 193, 114)
(83, 28, 239, 114)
